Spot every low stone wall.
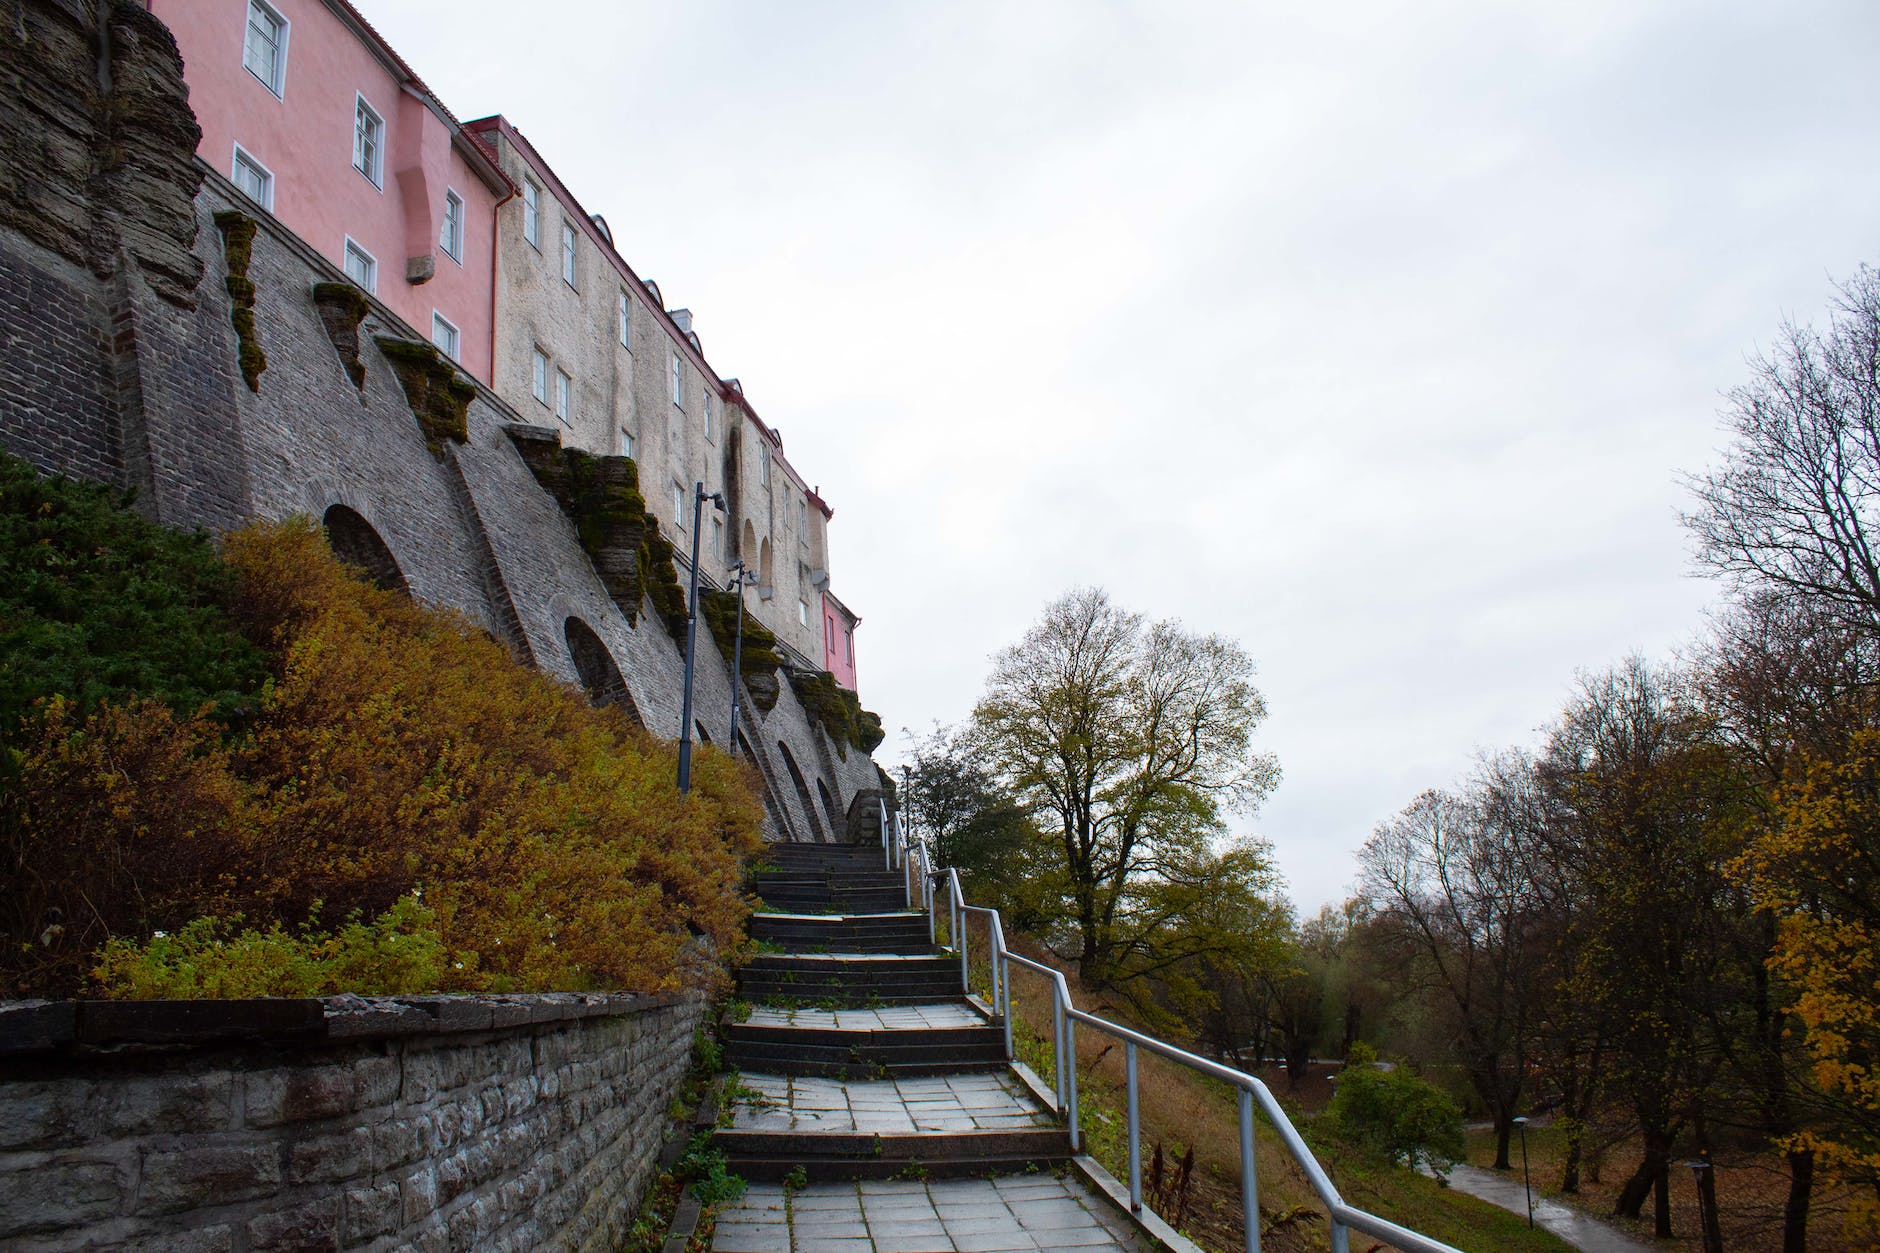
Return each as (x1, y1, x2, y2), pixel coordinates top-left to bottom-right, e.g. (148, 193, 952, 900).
(0, 992, 705, 1251)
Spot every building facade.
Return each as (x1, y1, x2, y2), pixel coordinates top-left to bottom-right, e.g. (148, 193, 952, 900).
(152, 0, 511, 383)
(465, 116, 854, 681)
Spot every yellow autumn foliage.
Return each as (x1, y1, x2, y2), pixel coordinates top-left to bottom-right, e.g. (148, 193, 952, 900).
(1741, 729, 1880, 1237)
(6, 518, 762, 998)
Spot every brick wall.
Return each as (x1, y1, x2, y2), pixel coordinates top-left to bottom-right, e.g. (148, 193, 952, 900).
(0, 993, 704, 1252)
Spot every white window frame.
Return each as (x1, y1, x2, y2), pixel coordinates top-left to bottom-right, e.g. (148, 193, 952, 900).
(669, 354, 684, 408)
(560, 220, 578, 288)
(555, 369, 572, 426)
(432, 312, 460, 361)
(522, 179, 541, 248)
(711, 515, 724, 560)
(440, 188, 464, 263)
(242, 0, 289, 99)
(342, 236, 377, 293)
(352, 93, 384, 189)
(531, 348, 550, 406)
(798, 599, 809, 627)
(230, 143, 274, 211)
(758, 446, 771, 487)
(673, 483, 686, 528)
(620, 429, 636, 460)
(618, 291, 631, 348)
(703, 392, 715, 443)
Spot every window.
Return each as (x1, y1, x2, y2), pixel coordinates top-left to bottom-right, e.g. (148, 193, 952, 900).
(618, 292, 630, 348)
(673, 483, 686, 527)
(826, 617, 834, 652)
(621, 429, 635, 460)
(522, 179, 540, 247)
(432, 312, 460, 361)
(711, 516, 724, 560)
(531, 348, 549, 405)
(758, 446, 770, 487)
(242, 1, 288, 97)
(703, 392, 714, 442)
(343, 237, 376, 293)
(440, 189, 464, 262)
(231, 145, 273, 210)
(798, 599, 809, 627)
(555, 369, 572, 426)
(845, 627, 853, 663)
(353, 94, 383, 188)
(798, 498, 808, 545)
(669, 354, 684, 407)
(560, 221, 577, 287)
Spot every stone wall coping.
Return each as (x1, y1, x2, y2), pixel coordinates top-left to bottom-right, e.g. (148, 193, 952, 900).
(0, 991, 685, 1057)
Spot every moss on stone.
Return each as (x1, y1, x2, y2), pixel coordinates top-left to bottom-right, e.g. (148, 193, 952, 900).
(374, 336, 472, 453)
(788, 668, 885, 759)
(212, 211, 265, 391)
(311, 283, 370, 389)
(701, 587, 783, 704)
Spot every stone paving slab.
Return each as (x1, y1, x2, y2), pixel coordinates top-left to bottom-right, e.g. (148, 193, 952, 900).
(731, 1072, 1054, 1135)
(711, 1176, 1151, 1252)
(743, 1004, 986, 1031)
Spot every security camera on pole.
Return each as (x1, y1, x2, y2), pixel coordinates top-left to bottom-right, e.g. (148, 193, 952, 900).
(677, 481, 725, 795)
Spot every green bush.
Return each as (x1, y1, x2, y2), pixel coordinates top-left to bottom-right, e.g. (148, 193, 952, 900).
(0, 453, 267, 740)
(90, 893, 446, 998)
(1325, 1044, 1466, 1173)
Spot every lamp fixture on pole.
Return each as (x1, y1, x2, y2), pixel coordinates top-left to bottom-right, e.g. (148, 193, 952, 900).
(1512, 1116, 1534, 1229)
(677, 481, 725, 795)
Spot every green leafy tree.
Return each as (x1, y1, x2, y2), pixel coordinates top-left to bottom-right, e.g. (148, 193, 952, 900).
(1326, 1043, 1467, 1174)
(970, 587, 1279, 986)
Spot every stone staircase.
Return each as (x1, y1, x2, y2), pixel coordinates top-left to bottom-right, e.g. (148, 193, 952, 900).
(708, 842, 1155, 1250)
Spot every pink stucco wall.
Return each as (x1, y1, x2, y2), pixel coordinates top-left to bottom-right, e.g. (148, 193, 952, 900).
(153, 0, 500, 383)
(822, 596, 858, 692)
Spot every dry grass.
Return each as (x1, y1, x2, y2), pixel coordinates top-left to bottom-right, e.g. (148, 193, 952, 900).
(956, 915, 1571, 1253)
(1467, 1120, 1863, 1252)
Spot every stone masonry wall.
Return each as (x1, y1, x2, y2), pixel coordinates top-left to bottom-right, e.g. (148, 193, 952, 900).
(0, 993, 704, 1252)
(0, 0, 888, 844)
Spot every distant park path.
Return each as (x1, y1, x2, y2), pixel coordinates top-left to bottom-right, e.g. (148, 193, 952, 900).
(1445, 1164, 1653, 1253)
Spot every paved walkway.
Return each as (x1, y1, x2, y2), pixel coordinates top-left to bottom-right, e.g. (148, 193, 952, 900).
(730, 1072, 1056, 1135)
(743, 1004, 984, 1030)
(713, 1176, 1151, 1253)
(1445, 1164, 1653, 1253)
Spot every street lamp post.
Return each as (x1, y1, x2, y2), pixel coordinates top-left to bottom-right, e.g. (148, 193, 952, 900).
(1686, 1154, 1724, 1253)
(726, 560, 756, 756)
(677, 481, 724, 795)
(1513, 1116, 1534, 1229)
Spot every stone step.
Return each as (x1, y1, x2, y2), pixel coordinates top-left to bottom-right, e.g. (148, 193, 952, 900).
(749, 916, 931, 953)
(722, 1038, 1008, 1079)
(720, 1150, 1069, 1183)
(714, 1128, 1070, 1179)
(755, 891, 908, 914)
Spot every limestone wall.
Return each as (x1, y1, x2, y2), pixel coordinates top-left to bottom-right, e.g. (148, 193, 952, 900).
(0, 0, 889, 845)
(0, 993, 703, 1252)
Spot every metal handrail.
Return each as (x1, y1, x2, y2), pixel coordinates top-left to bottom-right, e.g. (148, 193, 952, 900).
(888, 809, 1464, 1253)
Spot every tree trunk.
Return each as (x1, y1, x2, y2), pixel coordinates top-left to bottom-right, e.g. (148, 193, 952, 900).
(1654, 1159, 1673, 1239)
(1615, 1127, 1673, 1229)
(1783, 1147, 1813, 1253)
(1494, 1113, 1513, 1172)
(1560, 1118, 1583, 1194)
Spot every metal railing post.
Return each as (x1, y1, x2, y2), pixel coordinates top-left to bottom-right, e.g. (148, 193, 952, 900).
(927, 874, 936, 946)
(1126, 1041, 1142, 1212)
(958, 902, 969, 993)
(1066, 1014, 1081, 1151)
(1052, 994, 1067, 1112)
(1330, 1221, 1350, 1253)
(1001, 953, 1014, 1060)
(1240, 1088, 1260, 1253)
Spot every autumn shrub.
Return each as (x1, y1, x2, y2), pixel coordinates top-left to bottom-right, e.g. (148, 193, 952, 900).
(4, 515, 764, 998)
(91, 893, 445, 998)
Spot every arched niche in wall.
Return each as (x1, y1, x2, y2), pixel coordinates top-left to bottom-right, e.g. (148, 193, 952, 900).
(737, 730, 795, 842)
(758, 537, 773, 592)
(695, 721, 713, 746)
(777, 740, 826, 842)
(563, 616, 645, 728)
(741, 519, 758, 568)
(322, 505, 409, 595)
(816, 778, 843, 843)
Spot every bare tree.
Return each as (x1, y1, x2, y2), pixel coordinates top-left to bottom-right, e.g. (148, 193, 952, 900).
(1687, 266, 1880, 626)
(1360, 784, 1539, 1170)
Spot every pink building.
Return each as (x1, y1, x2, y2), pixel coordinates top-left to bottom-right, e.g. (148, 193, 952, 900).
(821, 591, 860, 693)
(152, 0, 511, 382)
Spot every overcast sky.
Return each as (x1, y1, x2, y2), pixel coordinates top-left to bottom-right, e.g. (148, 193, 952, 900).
(367, 0, 1880, 911)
